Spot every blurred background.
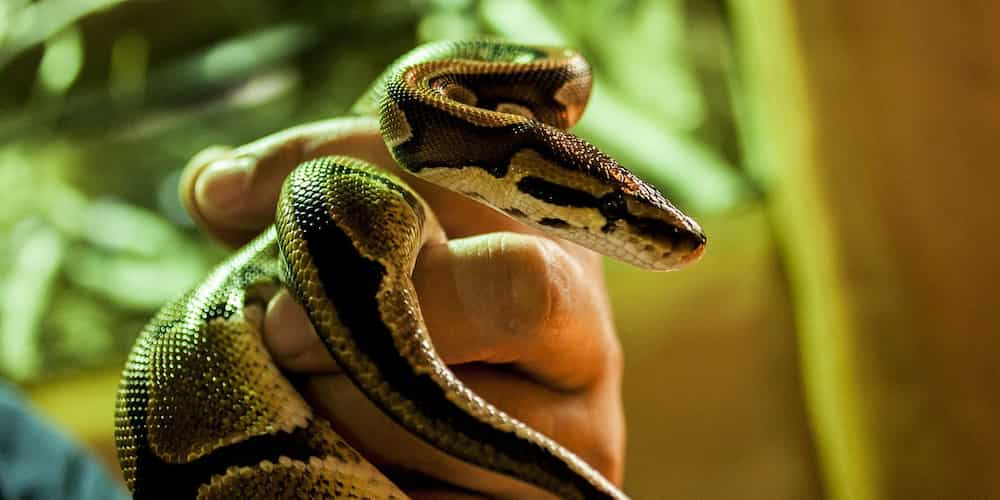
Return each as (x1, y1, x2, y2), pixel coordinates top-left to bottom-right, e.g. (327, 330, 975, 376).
(1, 1, 997, 499)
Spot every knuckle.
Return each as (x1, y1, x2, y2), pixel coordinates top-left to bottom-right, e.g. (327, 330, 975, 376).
(579, 400, 626, 485)
(185, 145, 234, 174)
(493, 233, 573, 338)
(604, 333, 625, 382)
(587, 437, 625, 485)
(561, 396, 625, 486)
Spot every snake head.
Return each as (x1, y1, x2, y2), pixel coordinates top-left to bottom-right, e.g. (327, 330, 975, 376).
(507, 126, 707, 271)
(366, 40, 707, 272)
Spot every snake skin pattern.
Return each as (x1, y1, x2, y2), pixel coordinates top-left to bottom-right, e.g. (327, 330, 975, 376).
(116, 40, 706, 499)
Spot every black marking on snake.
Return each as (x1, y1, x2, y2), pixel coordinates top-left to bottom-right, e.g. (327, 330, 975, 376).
(538, 217, 570, 229)
(517, 176, 600, 208)
(516, 176, 705, 248)
(286, 161, 600, 497)
(131, 421, 328, 499)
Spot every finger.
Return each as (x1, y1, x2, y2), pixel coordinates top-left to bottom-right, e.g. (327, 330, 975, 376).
(300, 363, 623, 496)
(449, 363, 625, 486)
(300, 374, 562, 500)
(179, 118, 391, 248)
(178, 146, 251, 247)
(261, 292, 624, 481)
(179, 142, 291, 247)
(413, 232, 619, 391)
(268, 232, 618, 391)
(263, 289, 338, 373)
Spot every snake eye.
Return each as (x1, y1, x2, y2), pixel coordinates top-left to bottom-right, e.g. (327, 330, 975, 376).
(598, 190, 628, 219)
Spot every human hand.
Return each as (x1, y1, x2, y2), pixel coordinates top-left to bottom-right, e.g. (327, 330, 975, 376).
(179, 117, 625, 499)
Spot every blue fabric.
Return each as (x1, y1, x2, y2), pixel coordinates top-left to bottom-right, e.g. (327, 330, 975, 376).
(0, 382, 129, 500)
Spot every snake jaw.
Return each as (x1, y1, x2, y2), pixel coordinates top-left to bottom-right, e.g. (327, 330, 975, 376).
(615, 194, 707, 271)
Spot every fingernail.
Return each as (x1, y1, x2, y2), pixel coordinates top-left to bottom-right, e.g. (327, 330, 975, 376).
(194, 157, 253, 219)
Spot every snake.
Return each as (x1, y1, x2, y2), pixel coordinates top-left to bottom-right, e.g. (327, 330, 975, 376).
(115, 40, 706, 499)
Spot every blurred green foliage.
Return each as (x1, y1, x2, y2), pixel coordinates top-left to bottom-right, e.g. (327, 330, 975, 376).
(0, 0, 748, 382)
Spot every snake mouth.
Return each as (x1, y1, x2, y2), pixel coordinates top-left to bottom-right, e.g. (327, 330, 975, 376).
(674, 230, 708, 268)
(648, 228, 707, 271)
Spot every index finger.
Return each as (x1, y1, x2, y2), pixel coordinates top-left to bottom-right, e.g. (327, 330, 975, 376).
(179, 117, 390, 247)
(180, 117, 602, 268)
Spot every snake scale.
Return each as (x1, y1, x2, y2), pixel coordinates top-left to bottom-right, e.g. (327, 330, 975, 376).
(115, 40, 706, 499)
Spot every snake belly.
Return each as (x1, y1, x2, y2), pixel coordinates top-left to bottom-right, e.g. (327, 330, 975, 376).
(115, 40, 706, 500)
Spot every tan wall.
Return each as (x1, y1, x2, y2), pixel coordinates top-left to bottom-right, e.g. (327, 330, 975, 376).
(734, 2, 1000, 498)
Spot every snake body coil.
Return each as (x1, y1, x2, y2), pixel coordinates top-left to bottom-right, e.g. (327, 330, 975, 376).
(115, 41, 706, 499)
